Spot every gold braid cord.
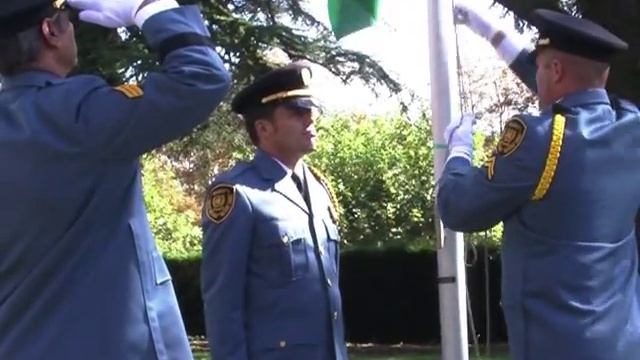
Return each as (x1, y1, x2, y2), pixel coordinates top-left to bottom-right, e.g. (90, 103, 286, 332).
(308, 166, 342, 224)
(531, 114, 566, 201)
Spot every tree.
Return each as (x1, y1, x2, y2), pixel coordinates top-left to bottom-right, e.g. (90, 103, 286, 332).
(458, 60, 537, 135)
(70, 0, 404, 198)
(156, 104, 253, 198)
(492, 0, 640, 103)
(73, 0, 400, 92)
(141, 155, 202, 259)
(309, 113, 438, 248)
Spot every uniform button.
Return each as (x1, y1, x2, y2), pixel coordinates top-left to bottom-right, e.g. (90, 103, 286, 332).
(279, 340, 287, 348)
(327, 279, 332, 287)
(281, 235, 289, 244)
(333, 311, 338, 321)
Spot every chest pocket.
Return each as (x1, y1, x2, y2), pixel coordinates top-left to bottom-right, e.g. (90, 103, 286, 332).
(323, 219, 341, 268)
(254, 220, 311, 285)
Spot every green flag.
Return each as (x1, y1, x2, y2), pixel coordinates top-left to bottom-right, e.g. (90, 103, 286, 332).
(328, 0, 381, 40)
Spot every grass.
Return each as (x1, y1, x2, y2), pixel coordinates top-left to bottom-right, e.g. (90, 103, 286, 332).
(191, 339, 510, 359)
(193, 351, 509, 360)
(350, 356, 508, 360)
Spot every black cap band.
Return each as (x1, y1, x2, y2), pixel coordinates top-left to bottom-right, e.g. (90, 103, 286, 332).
(535, 34, 618, 63)
(0, 0, 66, 36)
(531, 9, 627, 63)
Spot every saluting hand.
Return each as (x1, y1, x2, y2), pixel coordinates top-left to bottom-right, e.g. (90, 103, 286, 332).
(67, 0, 145, 28)
(67, 0, 176, 28)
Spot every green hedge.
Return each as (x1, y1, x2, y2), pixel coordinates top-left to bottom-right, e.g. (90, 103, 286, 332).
(166, 247, 508, 344)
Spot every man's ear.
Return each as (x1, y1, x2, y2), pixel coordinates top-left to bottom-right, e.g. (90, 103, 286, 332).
(255, 119, 272, 139)
(40, 18, 61, 48)
(551, 58, 564, 84)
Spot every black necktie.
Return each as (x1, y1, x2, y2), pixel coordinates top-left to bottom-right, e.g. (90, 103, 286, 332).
(291, 172, 304, 195)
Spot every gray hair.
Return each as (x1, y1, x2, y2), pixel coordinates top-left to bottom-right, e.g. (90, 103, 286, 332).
(0, 27, 44, 76)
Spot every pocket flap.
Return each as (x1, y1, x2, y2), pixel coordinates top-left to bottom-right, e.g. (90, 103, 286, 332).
(151, 251, 172, 285)
(323, 220, 341, 242)
(277, 223, 308, 245)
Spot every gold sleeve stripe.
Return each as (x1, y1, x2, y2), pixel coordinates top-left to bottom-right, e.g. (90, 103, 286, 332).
(114, 84, 144, 99)
(114, 85, 133, 98)
(531, 114, 566, 201)
(485, 155, 496, 180)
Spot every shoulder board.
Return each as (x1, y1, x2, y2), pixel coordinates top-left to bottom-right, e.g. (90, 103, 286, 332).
(551, 102, 571, 115)
(211, 161, 252, 184)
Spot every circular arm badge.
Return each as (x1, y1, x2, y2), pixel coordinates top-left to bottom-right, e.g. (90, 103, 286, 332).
(485, 117, 527, 181)
(206, 184, 235, 223)
(497, 118, 526, 156)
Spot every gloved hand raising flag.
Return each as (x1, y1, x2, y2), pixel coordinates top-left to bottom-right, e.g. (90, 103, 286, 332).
(328, 0, 381, 39)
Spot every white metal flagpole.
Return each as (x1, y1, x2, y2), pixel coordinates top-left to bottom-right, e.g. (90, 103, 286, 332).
(426, 1, 470, 359)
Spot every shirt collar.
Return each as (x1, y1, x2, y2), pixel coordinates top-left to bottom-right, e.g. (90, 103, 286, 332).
(271, 154, 306, 179)
(2, 70, 64, 90)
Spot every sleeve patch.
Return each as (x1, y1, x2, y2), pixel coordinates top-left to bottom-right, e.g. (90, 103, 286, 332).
(114, 84, 144, 99)
(497, 118, 527, 156)
(206, 184, 236, 223)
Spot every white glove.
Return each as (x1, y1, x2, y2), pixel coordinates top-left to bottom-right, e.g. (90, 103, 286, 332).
(67, 0, 145, 28)
(444, 113, 475, 163)
(67, 0, 178, 28)
(453, 0, 528, 64)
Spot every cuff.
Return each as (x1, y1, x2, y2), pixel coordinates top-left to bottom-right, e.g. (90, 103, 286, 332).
(445, 146, 473, 165)
(444, 156, 473, 169)
(494, 31, 529, 64)
(135, 0, 180, 28)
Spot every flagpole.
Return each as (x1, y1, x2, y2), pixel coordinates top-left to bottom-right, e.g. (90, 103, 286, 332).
(426, 1, 470, 359)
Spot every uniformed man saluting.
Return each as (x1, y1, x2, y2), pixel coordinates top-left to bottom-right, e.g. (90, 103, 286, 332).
(0, 0, 230, 359)
(201, 62, 348, 360)
(440, 3, 640, 360)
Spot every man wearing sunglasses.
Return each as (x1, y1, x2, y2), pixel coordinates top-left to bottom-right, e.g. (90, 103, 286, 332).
(0, 0, 230, 359)
(201, 62, 348, 360)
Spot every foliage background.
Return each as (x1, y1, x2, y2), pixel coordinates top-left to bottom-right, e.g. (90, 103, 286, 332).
(142, 110, 507, 259)
(69, 0, 617, 256)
